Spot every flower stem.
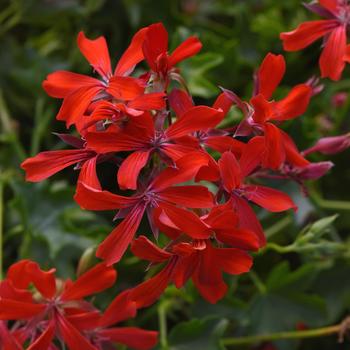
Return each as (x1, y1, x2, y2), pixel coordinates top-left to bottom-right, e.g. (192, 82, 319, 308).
(221, 319, 350, 347)
(158, 301, 170, 349)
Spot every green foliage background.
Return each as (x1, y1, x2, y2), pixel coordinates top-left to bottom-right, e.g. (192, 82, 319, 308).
(1, 0, 350, 349)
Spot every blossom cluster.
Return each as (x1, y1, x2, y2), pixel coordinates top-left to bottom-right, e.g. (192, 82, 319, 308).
(1, 1, 350, 348)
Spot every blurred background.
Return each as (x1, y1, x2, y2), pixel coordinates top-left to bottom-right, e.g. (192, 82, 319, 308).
(1, 0, 350, 349)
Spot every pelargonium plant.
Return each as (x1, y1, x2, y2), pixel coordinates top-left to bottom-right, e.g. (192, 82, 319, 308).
(1, 1, 350, 348)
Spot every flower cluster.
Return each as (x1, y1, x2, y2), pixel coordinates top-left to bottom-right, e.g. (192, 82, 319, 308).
(0, 260, 157, 349)
(1, 2, 349, 348)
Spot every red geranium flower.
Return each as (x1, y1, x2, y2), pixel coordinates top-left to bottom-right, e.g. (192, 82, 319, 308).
(280, 0, 349, 80)
(74, 153, 214, 265)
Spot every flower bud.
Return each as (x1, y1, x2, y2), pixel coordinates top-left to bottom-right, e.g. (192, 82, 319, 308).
(303, 134, 350, 156)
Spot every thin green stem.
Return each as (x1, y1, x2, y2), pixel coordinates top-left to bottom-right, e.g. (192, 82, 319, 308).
(158, 301, 170, 350)
(265, 215, 293, 239)
(248, 271, 267, 294)
(221, 324, 342, 346)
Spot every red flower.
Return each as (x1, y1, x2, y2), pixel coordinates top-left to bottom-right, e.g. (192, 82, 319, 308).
(43, 28, 165, 127)
(143, 23, 202, 89)
(85, 104, 224, 190)
(129, 203, 258, 305)
(0, 260, 116, 349)
(228, 53, 311, 169)
(280, 0, 349, 80)
(20, 134, 103, 189)
(74, 153, 214, 265)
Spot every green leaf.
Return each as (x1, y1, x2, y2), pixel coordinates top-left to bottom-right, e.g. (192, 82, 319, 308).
(166, 317, 228, 350)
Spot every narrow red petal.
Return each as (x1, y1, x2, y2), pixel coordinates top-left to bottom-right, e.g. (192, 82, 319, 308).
(262, 123, 285, 170)
(77, 31, 112, 79)
(21, 149, 94, 182)
(166, 106, 223, 139)
(128, 92, 166, 110)
(57, 313, 97, 350)
(115, 27, 148, 76)
(131, 236, 172, 263)
(320, 25, 347, 81)
(160, 204, 211, 239)
(272, 84, 312, 120)
(28, 321, 55, 350)
(280, 20, 338, 51)
(42, 71, 101, 98)
(99, 291, 137, 328)
(239, 136, 264, 177)
(118, 151, 150, 190)
(243, 184, 296, 212)
(61, 263, 116, 301)
(218, 151, 241, 192)
(214, 248, 253, 274)
(168, 36, 202, 67)
(168, 89, 194, 117)
(56, 85, 103, 127)
(0, 299, 45, 320)
(257, 53, 286, 100)
(99, 327, 158, 350)
(78, 155, 101, 190)
(96, 203, 146, 265)
(159, 185, 214, 208)
(74, 182, 136, 210)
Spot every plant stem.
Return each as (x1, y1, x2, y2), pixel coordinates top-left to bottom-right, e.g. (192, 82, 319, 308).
(221, 322, 348, 347)
(158, 301, 170, 349)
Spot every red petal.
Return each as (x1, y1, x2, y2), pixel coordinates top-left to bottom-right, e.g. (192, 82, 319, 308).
(0, 321, 22, 350)
(204, 136, 244, 155)
(115, 27, 148, 76)
(42, 71, 101, 98)
(320, 25, 347, 81)
(161, 142, 199, 161)
(74, 182, 137, 210)
(57, 314, 97, 350)
(168, 36, 202, 67)
(243, 184, 296, 212)
(218, 151, 241, 192)
(272, 84, 311, 120)
(107, 76, 145, 101)
(281, 130, 310, 167)
(150, 152, 209, 191)
(143, 23, 168, 71)
(0, 299, 45, 320)
(99, 327, 158, 350)
(159, 185, 214, 208)
(99, 291, 136, 327)
(77, 31, 112, 80)
(118, 151, 151, 190)
(168, 89, 194, 117)
(131, 236, 172, 263)
(166, 106, 223, 139)
(214, 248, 253, 274)
(232, 196, 266, 247)
(262, 123, 285, 170)
(319, 0, 338, 13)
(217, 229, 260, 251)
(280, 20, 338, 51)
(250, 94, 272, 124)
(239, 136, 264, 177)
(257, 53, 286, 100)
(67, 311, 101, 331)
(193, 244, 227, 303)
(28, 321, 55, 350)
(21, 149, 94, 182)
(128, 92, 166, 110)
(160, 204, 211, 239)
(56, 85, 103, 127)
(96, 203, 146, 265)
(61, 263, 116, 301)
(130, 263, 173, 308)
(78, 156, 101, 190)
(7, 260, 56, 299)
(212, 91, 235, 115)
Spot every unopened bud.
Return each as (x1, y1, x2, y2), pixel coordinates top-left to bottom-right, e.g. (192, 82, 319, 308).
(295, 161, 334, 180)
(303, 134, 350, 156)
(332, 92, 347, 108)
